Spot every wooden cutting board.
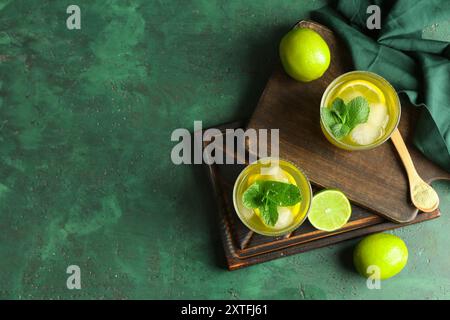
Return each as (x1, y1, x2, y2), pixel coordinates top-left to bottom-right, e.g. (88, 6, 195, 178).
(246, 21, 450, 223)
(204, 122, 441, 270)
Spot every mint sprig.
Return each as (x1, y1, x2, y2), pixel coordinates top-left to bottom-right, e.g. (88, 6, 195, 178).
(242, 180, 302, 226)
(322, 96, 370, 139)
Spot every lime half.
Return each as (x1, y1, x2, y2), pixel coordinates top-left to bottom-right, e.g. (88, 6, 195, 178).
(308, 189, 351, 231)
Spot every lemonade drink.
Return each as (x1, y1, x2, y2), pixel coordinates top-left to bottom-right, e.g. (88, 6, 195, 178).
(320, 71, 401, 150)
(233, 158, 312, 236)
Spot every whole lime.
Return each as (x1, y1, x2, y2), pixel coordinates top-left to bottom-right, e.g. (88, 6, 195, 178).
(353, 233, 408, 280)
(279, 27, 330, 82)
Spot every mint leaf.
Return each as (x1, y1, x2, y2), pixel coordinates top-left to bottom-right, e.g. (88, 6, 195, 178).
(242, 182, 263, 209)
(331, 98, 347, 123)
(260, 180, 302, 206)
(241, 180, 302, 226)
(346, 96, 370, 128)
(331, 123, 350, 139)
(322, 107, 337, 128)
(323, 96, 370, 140)
(260, 199, 278, 226)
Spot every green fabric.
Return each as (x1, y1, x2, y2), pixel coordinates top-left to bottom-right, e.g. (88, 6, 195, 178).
(313, 0, 450, 172)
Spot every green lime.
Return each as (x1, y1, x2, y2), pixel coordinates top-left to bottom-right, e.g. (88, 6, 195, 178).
(279, 27, 331, 82)
(308, 189, 351, 231)
(353, 233, 408, 280)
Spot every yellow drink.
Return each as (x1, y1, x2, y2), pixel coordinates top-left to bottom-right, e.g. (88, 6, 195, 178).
(233, 158, 312, 236)
(320, 71, 401, 150)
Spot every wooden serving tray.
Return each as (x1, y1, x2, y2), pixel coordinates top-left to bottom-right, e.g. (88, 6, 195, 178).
(204, 122, 440, 270)
(246, 21, 450, 223)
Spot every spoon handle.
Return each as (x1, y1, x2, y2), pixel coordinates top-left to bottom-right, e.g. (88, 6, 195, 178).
(390, 128, 418, 181)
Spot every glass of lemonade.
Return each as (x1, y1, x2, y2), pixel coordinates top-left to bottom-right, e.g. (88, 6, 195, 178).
(320, 71, 401, 150)
(233, 158, 312, 236)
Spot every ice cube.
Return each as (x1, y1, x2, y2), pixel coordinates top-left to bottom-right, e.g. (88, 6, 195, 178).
(272, 174, 289, 183)
(350, 123, 383, 145)
(261, 165, 288, 183)
(273, 207, 294, 229)
(263, 166, 281, 176)
(368, 103, 389, 128)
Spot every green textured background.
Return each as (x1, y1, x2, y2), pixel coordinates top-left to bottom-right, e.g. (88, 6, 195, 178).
(0, 0, 449, 299)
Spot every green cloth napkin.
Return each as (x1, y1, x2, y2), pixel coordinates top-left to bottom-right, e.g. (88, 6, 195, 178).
(313, 0, 450, 172)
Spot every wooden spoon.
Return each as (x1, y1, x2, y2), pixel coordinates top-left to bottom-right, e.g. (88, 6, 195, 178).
(390, 128, 439, 212)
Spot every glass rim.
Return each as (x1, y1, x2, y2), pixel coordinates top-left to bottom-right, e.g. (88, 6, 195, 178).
(232, 157, 313, 237)
(320, 70, 402, 151)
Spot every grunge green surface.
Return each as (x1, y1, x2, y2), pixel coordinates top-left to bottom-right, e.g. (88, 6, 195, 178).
(0, 0, 449, 299)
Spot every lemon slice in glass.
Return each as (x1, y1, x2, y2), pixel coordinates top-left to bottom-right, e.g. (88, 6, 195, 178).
(336, 79, 386, 105)
(308, 189, 352, 231)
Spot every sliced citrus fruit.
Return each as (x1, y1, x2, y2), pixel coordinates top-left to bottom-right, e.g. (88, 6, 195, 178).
(308, 189, 351, 231)
(247, 166, 297, 186)
(336, 79, 385, 105)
